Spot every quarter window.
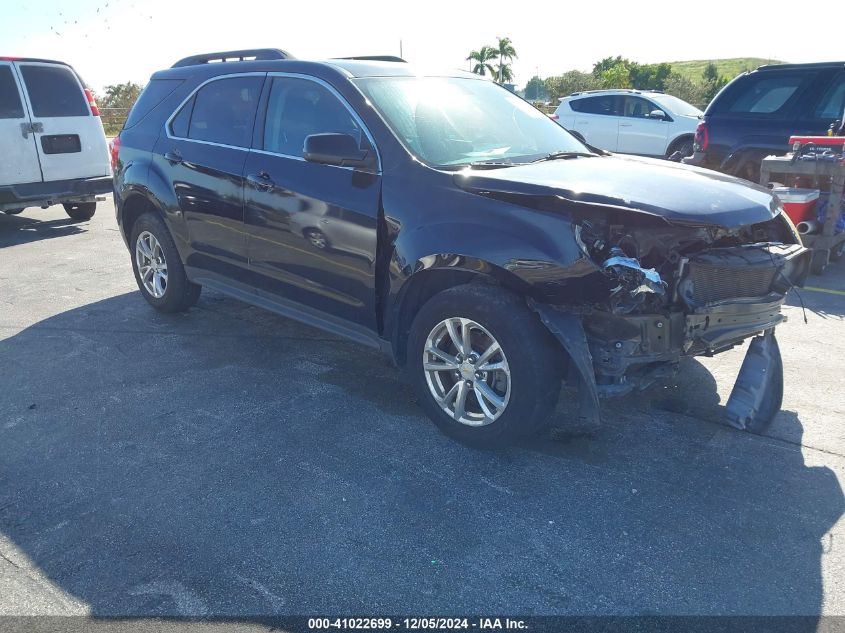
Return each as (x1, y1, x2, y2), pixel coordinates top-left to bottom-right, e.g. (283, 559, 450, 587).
(726, 75, 803, 114)
(19, 64, 88, 117)
(170, 96, 194, 138)
(262, 77, 364, 157)
(0, 66, 24, 119)
(814, 73, 845, 120)
(187, 76, 263, 148)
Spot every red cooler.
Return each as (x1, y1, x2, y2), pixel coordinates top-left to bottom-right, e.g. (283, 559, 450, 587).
(772, 187, 820, 224)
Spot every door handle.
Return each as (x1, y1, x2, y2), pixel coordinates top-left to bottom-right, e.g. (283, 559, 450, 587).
(19, 122, 43, 139)
(247, 171, 274, 192)
(164, 150, 183, 164)
(619, 123, 633, 127)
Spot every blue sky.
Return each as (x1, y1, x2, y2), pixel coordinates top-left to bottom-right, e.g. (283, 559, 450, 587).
(1, 0, 841, 92)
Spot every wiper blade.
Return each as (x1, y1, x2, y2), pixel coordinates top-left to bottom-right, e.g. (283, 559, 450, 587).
(531, 151, 595, 163)
(466, 160, 520, 169)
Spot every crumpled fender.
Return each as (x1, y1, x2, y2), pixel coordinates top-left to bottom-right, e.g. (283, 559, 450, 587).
(532, 304, 601, 427)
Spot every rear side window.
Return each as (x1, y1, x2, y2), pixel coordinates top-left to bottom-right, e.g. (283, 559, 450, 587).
(0, 66, 24, 119)
(187, 76, 263, 148)
(723, 74, 804, 115)
(814, 73, 845, 120)
(571, 96, 618, 116)
(19, 64, 88, 117)
(124, 78, 183, 129)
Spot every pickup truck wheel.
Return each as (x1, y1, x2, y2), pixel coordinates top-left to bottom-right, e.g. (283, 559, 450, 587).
(63, 202, 96, 222)
(3, 208, 24, 215)
(130, 213, 201, 313)
(408, 284, 562, 447)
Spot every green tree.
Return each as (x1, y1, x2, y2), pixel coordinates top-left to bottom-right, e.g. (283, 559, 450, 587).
(544, 71, 601, 103)
(524, 75, 547, 101)
(466, 46, 497, 77)
(494, 36, 518, 84)
(629, 63, 673, 91)
(592, 56, 631, 77)
(99, 82, 143, 110)
(600, 65, 631, 89)
(701, 63, 729, 103)
(663, 73, 708, 109)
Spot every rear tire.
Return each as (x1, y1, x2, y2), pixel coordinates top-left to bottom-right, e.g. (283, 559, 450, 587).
(3, 208, 24, 215)
(667, 137, 694, 159)
(130, 212, 201, 313)
(407, 284, 562, 447)
(64, 202, 96, 222)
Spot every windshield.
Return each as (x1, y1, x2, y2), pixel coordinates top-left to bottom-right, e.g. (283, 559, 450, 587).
(651, 93, 703, 117)
(355, 76, 591, 168)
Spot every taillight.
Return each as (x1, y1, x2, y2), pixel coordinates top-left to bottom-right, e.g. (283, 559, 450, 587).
(548, 113, 559, 121)
(84, 88, 100, 117)
(694, 121, 709, 152)
(110, 135, 121, 172)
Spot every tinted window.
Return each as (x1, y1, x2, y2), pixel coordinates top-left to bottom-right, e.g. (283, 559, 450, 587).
(188, 76, 262, 148)
(125, 78, 183, 129)
(0, 66, 24, 119)
(814, 73, 845, 120)
(19, 64, 88, 117)
(726, 75, 803, 114)
(623, 96, 658, 118)
(170, 96, 193, 137)
(571, 96, 618, 116)
(263, 77, 363, 156)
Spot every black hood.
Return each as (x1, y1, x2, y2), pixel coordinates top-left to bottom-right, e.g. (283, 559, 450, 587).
(453, 154, 780, 227)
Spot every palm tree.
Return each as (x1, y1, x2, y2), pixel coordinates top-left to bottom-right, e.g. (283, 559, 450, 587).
(494, 64, 514, 83)
(494, 36, 518, 84)
(466, 46, 497, 77)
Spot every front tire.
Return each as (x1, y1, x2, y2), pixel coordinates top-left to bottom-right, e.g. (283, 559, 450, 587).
(64, 202, 96, 222)
(668, 137, 694, 159)
(3, 208, 24, 215)
(130, 212, 201, 312)
(407, 284, 562, 446)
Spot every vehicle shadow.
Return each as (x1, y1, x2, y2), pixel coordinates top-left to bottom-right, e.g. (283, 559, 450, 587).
(0, 212, 85, 248)
(0, 292, 841, 622)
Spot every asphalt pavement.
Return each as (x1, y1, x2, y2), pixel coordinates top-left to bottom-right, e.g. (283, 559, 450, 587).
(1, 199, 844, 622)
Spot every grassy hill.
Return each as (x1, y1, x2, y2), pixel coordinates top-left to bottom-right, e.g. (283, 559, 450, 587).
(666, 58, 785, 82)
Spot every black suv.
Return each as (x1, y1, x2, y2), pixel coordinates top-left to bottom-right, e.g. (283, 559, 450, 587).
(685, 61, 845, 181)
(114, 49, 810, 445)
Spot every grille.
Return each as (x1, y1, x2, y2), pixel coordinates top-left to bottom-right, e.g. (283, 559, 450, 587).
(684, 262, 777, 304)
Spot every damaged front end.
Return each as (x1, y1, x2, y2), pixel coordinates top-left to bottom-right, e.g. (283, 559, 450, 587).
(537, 208, 810, 431)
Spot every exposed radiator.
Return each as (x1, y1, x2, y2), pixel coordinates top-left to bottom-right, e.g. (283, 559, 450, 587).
(685, 262, 777, 304)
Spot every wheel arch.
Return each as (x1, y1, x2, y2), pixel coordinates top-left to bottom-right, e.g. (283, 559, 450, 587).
(386, 258, 537, 366)
(666, 133, 694, 156)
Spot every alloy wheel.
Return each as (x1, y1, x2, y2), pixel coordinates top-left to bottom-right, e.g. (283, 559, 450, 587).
(135, 231, 168, 298)
(423, 317, 511, 426)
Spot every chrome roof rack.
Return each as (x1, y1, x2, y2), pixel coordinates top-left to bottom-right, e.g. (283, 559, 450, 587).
(335, 55, 407, 63)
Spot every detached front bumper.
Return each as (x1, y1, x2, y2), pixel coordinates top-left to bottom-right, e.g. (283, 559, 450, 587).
(0, 176, 112, 212)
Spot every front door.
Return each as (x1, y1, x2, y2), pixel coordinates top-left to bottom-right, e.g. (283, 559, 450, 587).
(156, 74, 265, 278)
(0, 62, 42, 186)
(244, 75, 381, 329)
(15, 62, 110, 181)
(616, 96, 670, 156)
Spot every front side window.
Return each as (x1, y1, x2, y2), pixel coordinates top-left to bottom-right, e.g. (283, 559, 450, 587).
(263, 77, 364, 157)
(0, 66, 24, 119)
(19, 64, 88, 117)
(187, 76, 263, 148)
(356, 76, 590, 168)
(623, 96, 657, 119)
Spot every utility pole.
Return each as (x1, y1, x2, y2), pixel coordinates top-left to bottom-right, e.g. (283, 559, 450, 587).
(400, 39, 403, 59)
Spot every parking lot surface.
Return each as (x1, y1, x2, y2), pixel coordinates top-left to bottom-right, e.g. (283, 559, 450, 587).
(1, 199, 844, 619)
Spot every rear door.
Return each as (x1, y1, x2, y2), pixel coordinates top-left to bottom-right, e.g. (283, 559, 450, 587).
(0, 61, 42, 186)
(569, 95, 621, 151)
(616, 95, 670, 156)
(15, 61, 110, 182)
(158, 73, 265, 278)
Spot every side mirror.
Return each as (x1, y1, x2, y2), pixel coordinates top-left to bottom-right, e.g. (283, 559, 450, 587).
(649, 109, 667, 120)
(303, 133, 375, 170)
